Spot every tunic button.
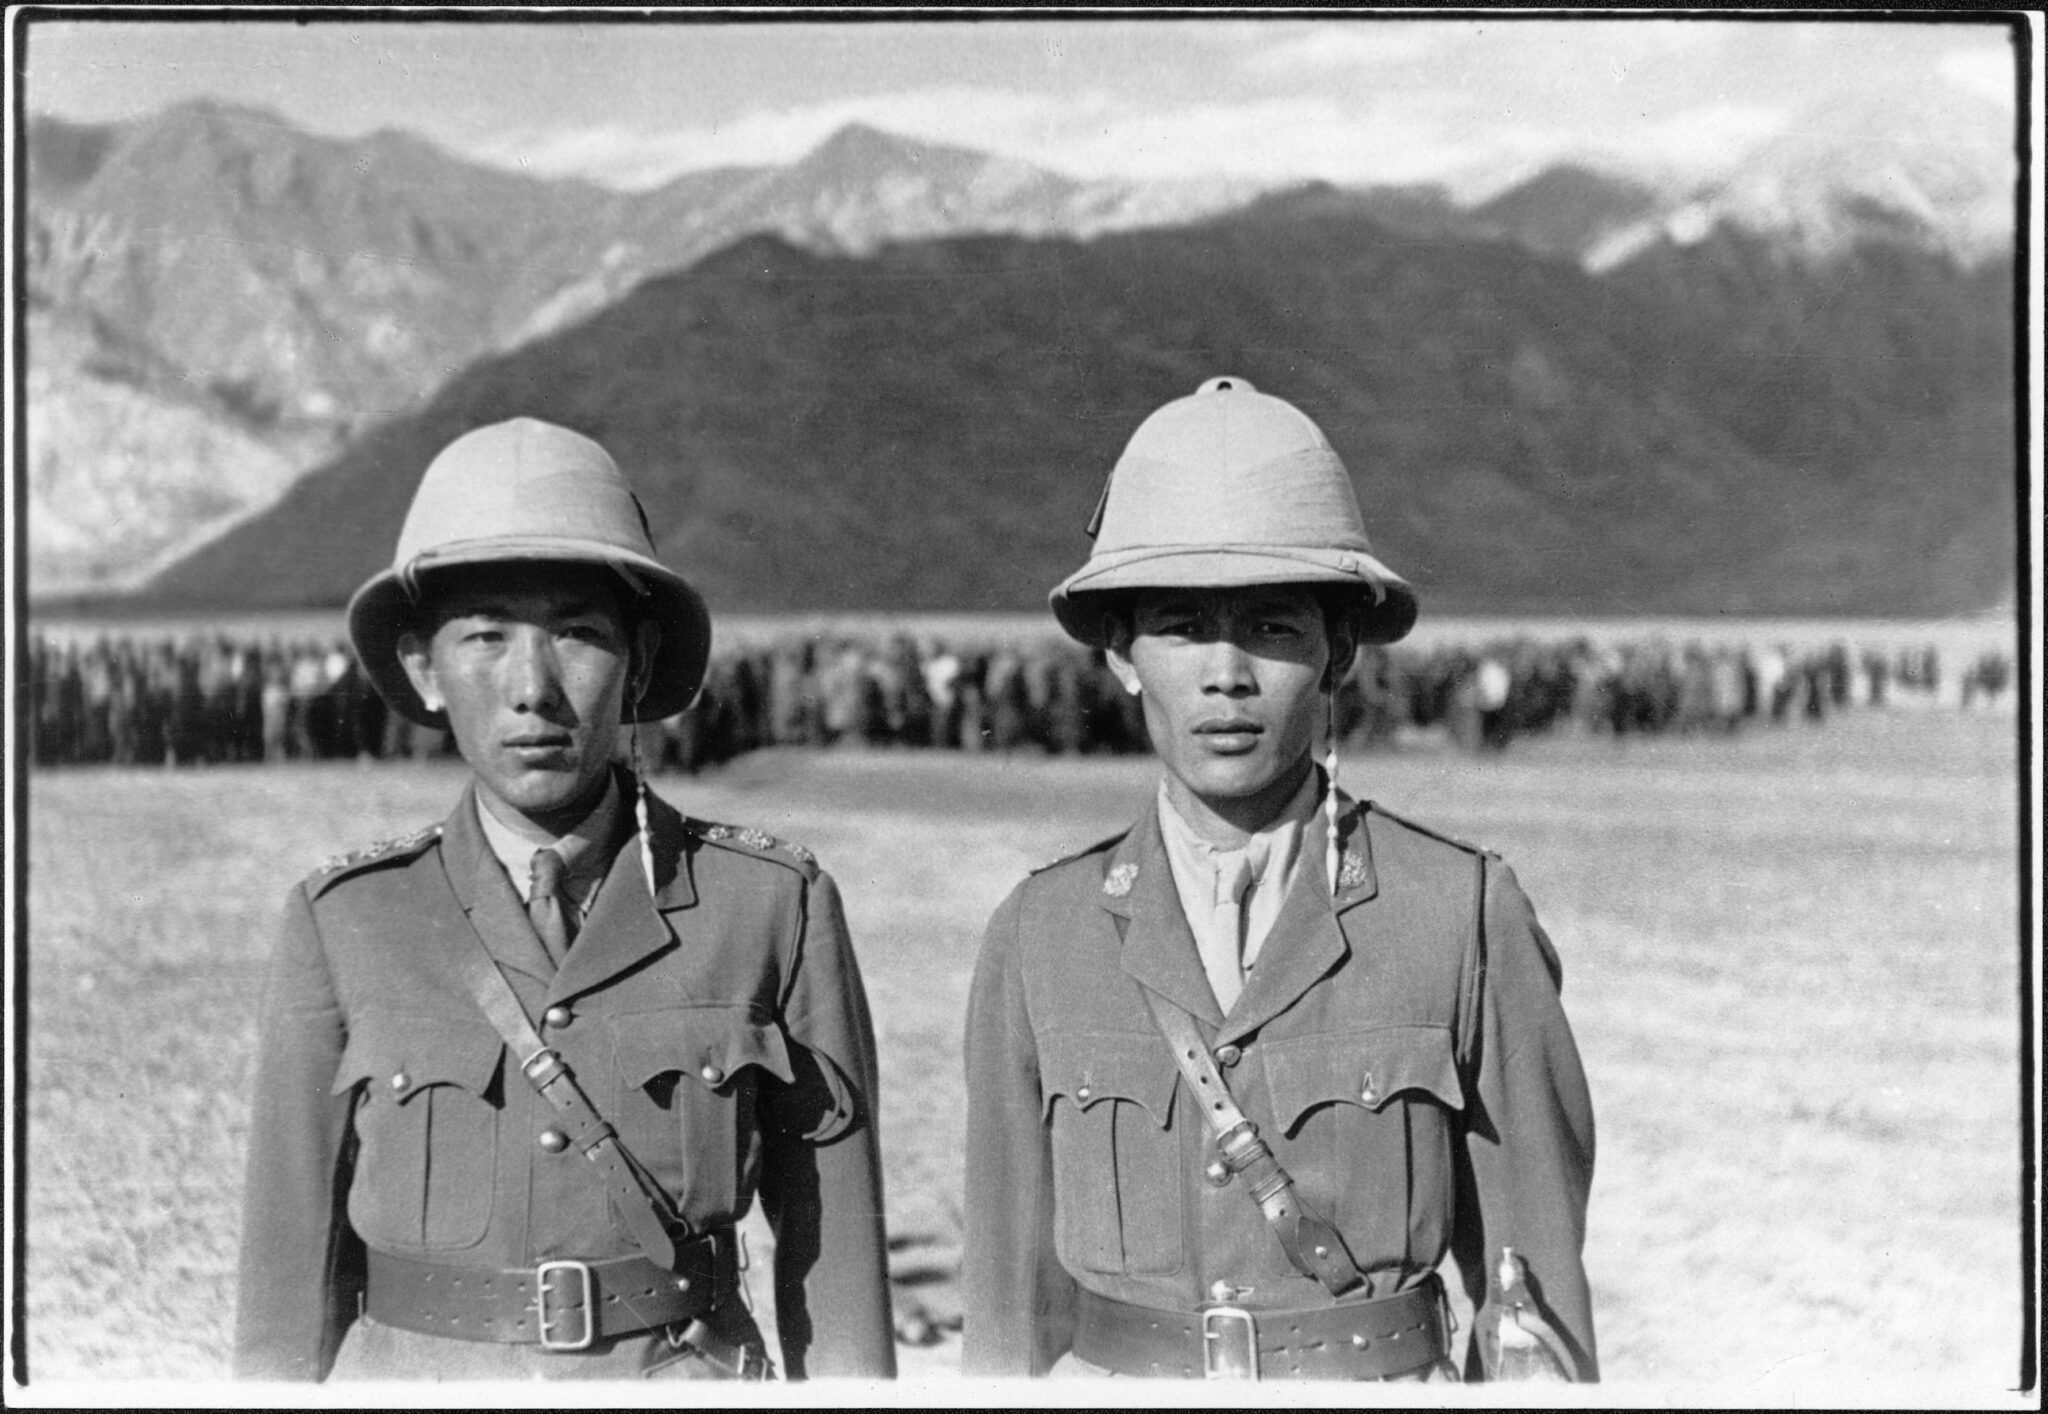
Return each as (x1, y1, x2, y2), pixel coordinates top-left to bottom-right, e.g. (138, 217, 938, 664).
(389, 1072, 409, 1091)
(1204, 1158, 1233, 1188)
(538, 1129, 569, 1153)
(543, 1005, 572, 1028)
(1209, 1279, 1240, 1303)
(1214, 1044, 1242, 1068)
(1076, 1086, 1092, 1102)
(700, 1064, 725, 1085)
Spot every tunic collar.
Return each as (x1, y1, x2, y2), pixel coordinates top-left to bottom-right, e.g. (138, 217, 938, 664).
(475, 773, 624, 919)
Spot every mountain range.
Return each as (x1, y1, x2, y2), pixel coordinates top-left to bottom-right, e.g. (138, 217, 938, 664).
(24, 96, 2019, 615)
(146, 206, 2015, 621)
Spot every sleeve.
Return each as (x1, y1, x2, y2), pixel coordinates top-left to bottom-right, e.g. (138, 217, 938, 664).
(1451, 855, 1599, 1382)
(758, 869, 898, 1379)
(232, 885, 364, 1380)
(960, 885, 1076, 1376)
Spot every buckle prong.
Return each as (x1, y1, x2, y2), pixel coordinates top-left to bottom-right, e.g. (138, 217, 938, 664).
(536, 1259, 595, 1351)
(1201, 1304, 1259, 1379)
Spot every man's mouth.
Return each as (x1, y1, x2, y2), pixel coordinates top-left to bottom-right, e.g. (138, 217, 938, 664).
(503, 734, 573, 761)
(1192, 717, 1264, 753)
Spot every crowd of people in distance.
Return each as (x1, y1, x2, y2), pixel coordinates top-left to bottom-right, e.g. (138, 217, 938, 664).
(26, 627, 2019, 773)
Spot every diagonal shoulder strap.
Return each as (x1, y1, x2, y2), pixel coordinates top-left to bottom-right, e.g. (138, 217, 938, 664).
(1140, 987, 1366, 1298)
(448, 935, 685, 1270)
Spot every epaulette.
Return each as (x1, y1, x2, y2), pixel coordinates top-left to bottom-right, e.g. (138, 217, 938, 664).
(307, 824, 443, 895)
(1361, 801, 1492, 857)
(1029, 829, 1129, 876)
(686, 818, 820, 876)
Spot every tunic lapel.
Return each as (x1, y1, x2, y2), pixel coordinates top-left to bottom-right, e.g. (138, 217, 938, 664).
(1106, 808, 1227, 1029)
(1219, 797, 1377, 1044)
(546, 784, 696, 1005)
(437, 784, 557, 986)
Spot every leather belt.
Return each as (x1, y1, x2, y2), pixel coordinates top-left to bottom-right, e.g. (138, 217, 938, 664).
(365, 1231, 732, 1351)
(1072, 1274, 1450, 1381)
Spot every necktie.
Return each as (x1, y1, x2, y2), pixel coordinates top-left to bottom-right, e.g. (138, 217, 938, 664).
(528, 846, 574, 966)
(1210, 836, 1270, 1011)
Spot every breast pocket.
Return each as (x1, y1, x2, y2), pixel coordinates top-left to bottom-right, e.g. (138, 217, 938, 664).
(1040, 1031, 1183, 1276)
(611, 1007, 796, 1217)
(1260, 1025, 1464, 1273)
(334, 1013, 505, 1252)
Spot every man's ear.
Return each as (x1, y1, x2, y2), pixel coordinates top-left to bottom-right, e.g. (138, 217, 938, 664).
(1321, 613, 1359, 692)
(1106, 645, 1143, 698)
(397, 631, 443, 714)
(630, 620, 662, 705)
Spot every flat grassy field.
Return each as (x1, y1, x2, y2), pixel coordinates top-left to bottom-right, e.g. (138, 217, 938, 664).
(21, 707, 2027, 1399)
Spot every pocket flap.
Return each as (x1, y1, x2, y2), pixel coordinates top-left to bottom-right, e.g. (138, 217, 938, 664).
(333, 1013, 505, 1102)
(1039, 1031, 1178, 1127)
(1261, 1024, 1464, 1135)
(613, 1007, 796, 1091)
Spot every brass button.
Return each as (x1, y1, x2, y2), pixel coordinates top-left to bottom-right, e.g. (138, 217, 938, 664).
(1214, 1044, 1243, 1067)
(543, 1005, 572, 1028)
(1209, 1279, 1241, 1303)
(1360, 1073, 1380, 1105)
(1204, 1158, 1232, 1188)
(389, 1072, 409, 1091)
(1076, 1085, 1092, 1102)
(538, 1129, 568, 1153)
(700, 1064, 725, 1085)
(674, 1276, 692, 1294)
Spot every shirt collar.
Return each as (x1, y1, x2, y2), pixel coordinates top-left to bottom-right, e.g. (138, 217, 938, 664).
(1155, 766, 1320, 905)
(476, 772, 624, 906)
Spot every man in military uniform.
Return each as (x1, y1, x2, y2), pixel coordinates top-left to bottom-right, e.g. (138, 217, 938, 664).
(962, 378, 1595, 1382)
(235, 419, 895, 1381)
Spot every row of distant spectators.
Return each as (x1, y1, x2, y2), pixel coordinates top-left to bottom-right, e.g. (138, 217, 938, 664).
(27, 627, 2018, 772)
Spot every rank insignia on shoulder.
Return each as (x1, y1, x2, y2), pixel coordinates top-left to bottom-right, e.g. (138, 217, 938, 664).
(314, 824, 442, 878)
(690, 819, 816, 867)
(1102, 862, 1138, 897)
(1031, 829, 1129, 876)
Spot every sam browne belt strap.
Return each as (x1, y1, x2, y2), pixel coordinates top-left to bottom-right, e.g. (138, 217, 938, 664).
(447, 925, 686, 1271)
(1139, 988, 1367, 1298)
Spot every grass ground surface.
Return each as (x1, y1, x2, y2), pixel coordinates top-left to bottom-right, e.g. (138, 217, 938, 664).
(21, 707, 2028, 1400)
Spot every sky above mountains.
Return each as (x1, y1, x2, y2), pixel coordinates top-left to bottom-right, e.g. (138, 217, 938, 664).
(24, 14, 2022, 201)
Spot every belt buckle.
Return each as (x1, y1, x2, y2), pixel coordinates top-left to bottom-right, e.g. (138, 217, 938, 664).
(536, 1259, 595, 1351)
(1201, 1304, 1258, 1379)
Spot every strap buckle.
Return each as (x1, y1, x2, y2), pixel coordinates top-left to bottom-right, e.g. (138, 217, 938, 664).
(1201, 1305, 1259, 1379)
(522, 1047, 568, 1087)
(536, 1259, 595, 1351)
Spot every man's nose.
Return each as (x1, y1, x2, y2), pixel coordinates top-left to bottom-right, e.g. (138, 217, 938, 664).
(504, 630, 566, 713)
(1200, 636, 1258, 694)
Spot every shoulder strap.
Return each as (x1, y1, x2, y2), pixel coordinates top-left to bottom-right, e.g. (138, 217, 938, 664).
(449, 938, 685, 1270)
(1140, 987, 1365, 1298)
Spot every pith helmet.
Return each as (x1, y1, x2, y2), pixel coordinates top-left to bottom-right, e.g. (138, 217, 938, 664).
(347, 418, 711, 727)
(1050, 377, 1417, 646)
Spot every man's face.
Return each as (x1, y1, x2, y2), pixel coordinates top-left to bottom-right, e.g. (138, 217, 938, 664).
(1109, 585, 1342, 835)
(398, 563, 654, 838)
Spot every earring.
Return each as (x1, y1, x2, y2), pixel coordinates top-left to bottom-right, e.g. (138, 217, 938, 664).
(630, 720, 656, 895)
(1324, 692, 1341, 896)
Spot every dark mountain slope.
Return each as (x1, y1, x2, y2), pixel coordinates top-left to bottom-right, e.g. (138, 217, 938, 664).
(147, 206, 2015, 619)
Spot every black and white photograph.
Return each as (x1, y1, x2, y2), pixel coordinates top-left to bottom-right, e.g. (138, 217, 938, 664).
(5, 7, 2037, 1405)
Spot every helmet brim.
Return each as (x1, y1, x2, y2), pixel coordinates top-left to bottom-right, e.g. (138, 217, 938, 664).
(1050, 545, 1418, 648)
(347, 543, 712, 728)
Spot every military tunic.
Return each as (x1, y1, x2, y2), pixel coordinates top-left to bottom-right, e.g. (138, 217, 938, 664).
(962, 794, 1595, 1380)
(234, 771, 895, 1380)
